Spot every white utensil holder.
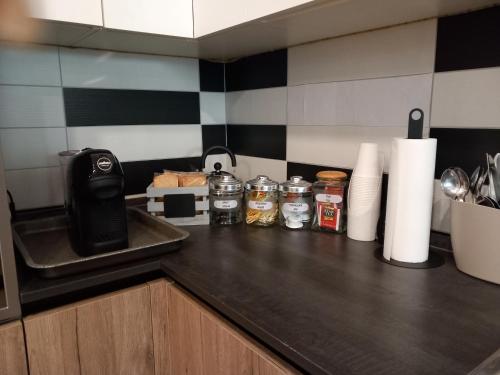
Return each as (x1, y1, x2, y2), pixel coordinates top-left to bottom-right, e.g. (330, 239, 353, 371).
(451, 200, 500, 284)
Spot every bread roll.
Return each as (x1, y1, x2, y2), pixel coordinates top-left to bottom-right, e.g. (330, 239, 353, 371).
(179, 173, 206, 187)
(153, 172, 178, 188)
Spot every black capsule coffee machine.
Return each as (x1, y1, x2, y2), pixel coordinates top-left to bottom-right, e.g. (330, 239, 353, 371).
(67, 148, 128, 256)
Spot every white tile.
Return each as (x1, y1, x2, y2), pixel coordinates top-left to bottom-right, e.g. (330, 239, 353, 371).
(200, 92, 226, 125)
(431, 179, 451, 234)
(431, 68, 500, 129)
(0, 128, 67, 170)
(226, 87, 287, 125)
(287, 74, 433, 127)
(288, 19, 436, 86)
(6, 167, 64, 209)
(0, 43, 61, 86)
(287, 125, 412, 172)
(60, 48, 200, 91)
(0, 86, 65, 128)
(68, 125, 202, 162)
(203, 154, 234, 175)
(234, 155, 287, 184)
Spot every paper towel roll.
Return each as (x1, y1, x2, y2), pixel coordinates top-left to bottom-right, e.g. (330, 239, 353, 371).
(383, 138, 437, 263)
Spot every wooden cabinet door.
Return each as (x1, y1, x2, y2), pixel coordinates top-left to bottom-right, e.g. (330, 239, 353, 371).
(0, 321, 28, 375)
(24, 284, 155, 375)
(24, 306, 80, 375)
(166, 284, 204, 375)
(162, 283, 298, 375)
(149, 279, 173, 375)
(76, 284, 155, 375)
(201, 312, 254, 374)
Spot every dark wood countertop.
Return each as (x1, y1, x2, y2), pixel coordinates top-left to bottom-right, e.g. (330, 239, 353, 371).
(160, 224, 500, 375)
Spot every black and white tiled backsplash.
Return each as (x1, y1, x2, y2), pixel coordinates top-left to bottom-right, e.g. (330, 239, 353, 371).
(1, 6, 500, 235)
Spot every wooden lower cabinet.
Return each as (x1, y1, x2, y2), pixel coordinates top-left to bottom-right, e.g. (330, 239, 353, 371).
(0, 320, 28, 375)
(149, 279, 297, 375)
(22, 279, 297, 375)
(24, 284, 155, 375)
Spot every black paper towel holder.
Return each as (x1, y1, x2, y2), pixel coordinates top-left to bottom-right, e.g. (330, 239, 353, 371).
(374, 248, 444, 269)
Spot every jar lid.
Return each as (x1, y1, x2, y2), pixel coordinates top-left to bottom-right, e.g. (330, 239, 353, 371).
(316, 170, 348, 181)
(279, 176, 312, 193)
(209, 174, 242, 192)
(245, 175, 278, 192)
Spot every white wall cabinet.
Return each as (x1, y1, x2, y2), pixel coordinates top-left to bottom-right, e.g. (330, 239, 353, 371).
(102, 0, 194, 38)
(193, 0, 315, 37)
(26, 0, 103, 26)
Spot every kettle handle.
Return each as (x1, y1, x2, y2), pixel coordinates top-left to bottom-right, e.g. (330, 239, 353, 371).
(201, 146, 237, 169)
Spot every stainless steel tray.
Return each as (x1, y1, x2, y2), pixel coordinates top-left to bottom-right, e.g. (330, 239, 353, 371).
(12, 207, 189, 279)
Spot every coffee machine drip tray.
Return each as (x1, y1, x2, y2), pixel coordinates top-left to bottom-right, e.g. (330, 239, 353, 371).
(13, 207, 189, 279)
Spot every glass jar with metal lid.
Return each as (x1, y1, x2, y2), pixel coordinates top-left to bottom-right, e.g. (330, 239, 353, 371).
(312, 171, 349, 233)
(209, 174, 243, 225)
(245, 175, 279, 226)
(279, 176, 313, 230)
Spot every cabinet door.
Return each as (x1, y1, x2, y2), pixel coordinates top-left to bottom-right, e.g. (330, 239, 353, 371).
(0, 321, 28, 375)
(166, 285, 204, 374)
(103, 0, 193, 38)
(76, 284, 155, 375)
(149, 279, 173, 375)
(201, 312, 254, 374)
(25, 0, 103, 26)
(193, 0, 314, 37)
(24, 306, 80, 375)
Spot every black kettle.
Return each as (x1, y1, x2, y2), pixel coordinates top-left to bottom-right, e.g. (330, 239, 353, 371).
(200, 146, 237, 178)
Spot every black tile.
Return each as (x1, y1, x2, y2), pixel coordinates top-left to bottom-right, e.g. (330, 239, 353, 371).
(430, 128, 500, 178)
(286, 162, 352, 182)
(435, 6, 500, 72)
(64, 88, 200, 127)
(287, 162, 389, 215)
(227, 125, 286, 160)
(199, 60, 225, 92)
(225, 49, 287, 91)
(121, 157, 201, 195)
(202, 125, 226, 151)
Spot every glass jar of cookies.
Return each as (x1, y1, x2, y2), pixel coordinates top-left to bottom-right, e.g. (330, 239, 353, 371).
(244, 175, 278, 227)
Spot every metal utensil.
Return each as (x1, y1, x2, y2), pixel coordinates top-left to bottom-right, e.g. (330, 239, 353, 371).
(486, 154, 496, 201)
(441, 168, 469, 202)
(454, 167, 470, 202)
(476, 169, 488, 197)
(477, 195, 500, 209)
(469, 166, 480, 191)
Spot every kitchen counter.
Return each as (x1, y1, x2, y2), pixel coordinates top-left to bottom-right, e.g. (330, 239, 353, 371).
(15, 217, 500, 374)
(159, 225, 500, 375)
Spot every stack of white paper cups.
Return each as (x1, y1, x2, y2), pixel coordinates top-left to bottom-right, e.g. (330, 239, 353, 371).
(347, 143, 383, 241)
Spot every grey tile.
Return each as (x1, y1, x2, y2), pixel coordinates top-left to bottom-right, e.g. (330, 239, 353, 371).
(6, 167, 64, 209)
(431, 67, 500, 128)
(67, 125, 202, 162)
(226, 87, 287, 125)
(288, 19, 436, 85)
(0, 86, 65, 128)
(200, 92, 225, 124)
(60, 47, 199, 91)
(0, 128, 67, 170)
(0, 42, 61, 86)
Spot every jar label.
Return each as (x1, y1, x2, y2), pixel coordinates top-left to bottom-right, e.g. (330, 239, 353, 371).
(282, 202, 309, 213)
(248, 200, 273, 210)
(315, 194, 342, 204)
(214, 200, 238, 209)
